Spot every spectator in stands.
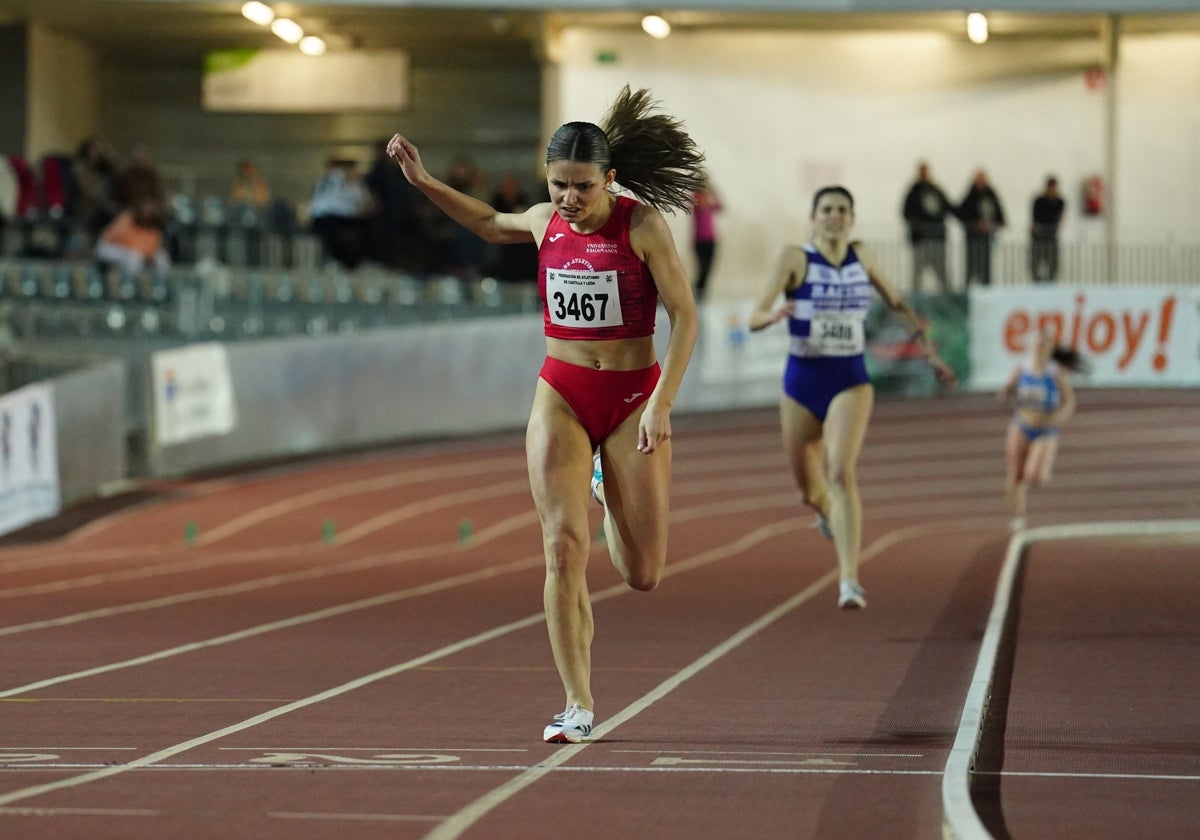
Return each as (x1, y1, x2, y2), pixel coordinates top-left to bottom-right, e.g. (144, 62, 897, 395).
(690, 178, 722, 301)
(485, 172, 538, 283)
(1030, 175, 1066, 283)
(365, 138, 426, 271)
(95, 195, 170, 276)
(114, 142, 164, 211)
(230, 158, 271, 208)
(0, 155, 15, 256)
(901, 161, 955, 293)
(309, 158, 374, 270)
(958, 169, 1006, 286)
(73, 136, 119, 243)
(441, 156, 489, 278)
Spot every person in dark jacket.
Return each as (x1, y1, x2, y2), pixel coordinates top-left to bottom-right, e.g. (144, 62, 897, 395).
(901, 161, 955, 293)
(958, 169, 1006, 286)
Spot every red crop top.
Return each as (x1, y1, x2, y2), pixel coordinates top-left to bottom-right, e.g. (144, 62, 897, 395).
(537, 195, 658, 340)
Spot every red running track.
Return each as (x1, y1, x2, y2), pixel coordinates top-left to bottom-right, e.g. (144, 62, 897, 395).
(0, 390, 1197, 839)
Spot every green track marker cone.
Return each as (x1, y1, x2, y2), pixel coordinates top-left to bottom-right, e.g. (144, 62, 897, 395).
(322, 518, 336, 545)
(458, 518, 473, 545)
(184, 520, 199, 545)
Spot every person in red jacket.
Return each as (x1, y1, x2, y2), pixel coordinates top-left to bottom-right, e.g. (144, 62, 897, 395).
(388, 86, 703, 744)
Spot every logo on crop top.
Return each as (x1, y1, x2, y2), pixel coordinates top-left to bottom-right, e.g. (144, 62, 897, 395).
(623, 392, 644, 403)
(549, 233, 565, 242)
(586, 243, 618, 254)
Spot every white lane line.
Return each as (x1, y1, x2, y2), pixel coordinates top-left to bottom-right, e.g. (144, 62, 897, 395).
(0, 806, 161, 817)
(7, 762, 1197, 782)
(5, 412, 1186, 572)
(6, 472, 1192, 645)
(0, 551, 543, 698)
(0, 516, 814, 807)
(980, 770, 1200, 782)
(425, 519, 993, 840)
(0, 611, 551, 807)
(0, 510, 538, 639)
(613, 749, 924, 759)
(66, 456, 525, 549)
(269, 811, 443, 823)
(0, 763, 948, 777)
(1, 490, 809, 641)
(0, 457, 525, 571)
(940, 519, 1200, 840)
(0, 479, 531, 598)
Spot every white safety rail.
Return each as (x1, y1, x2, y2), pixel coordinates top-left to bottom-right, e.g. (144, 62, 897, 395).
(942, 519, 1200, 840)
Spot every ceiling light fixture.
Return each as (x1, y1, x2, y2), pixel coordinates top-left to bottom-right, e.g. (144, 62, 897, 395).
(299, 35, 327, 56)
(270, 17, 304, 44)
(967, 12, 989, 45)
(241, 1, 274, 27)
(641, 15, 671, 40)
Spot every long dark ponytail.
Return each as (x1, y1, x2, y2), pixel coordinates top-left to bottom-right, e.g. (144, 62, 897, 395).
(544, 85, 706, 214)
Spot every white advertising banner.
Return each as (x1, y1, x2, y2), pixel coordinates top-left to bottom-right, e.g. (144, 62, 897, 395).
(152, 343, 238, 446)
(969, 286, 1200, 390)
(0, 383, 61, 536)
(699, 299, 789, 386)
(202, 49, 409, 113)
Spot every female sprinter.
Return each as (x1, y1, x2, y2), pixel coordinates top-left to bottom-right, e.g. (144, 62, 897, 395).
(998, 329, 1084, 531)
(387, 86, 703, 742)
(749, 186, 956, 609)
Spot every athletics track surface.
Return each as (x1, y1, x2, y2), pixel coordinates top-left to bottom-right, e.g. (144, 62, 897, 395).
(0, 390, 1197, 839)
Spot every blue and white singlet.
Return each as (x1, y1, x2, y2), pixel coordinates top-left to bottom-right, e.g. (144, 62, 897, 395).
(787, 244, 873, 359)
(1015, 362, 1062, 415)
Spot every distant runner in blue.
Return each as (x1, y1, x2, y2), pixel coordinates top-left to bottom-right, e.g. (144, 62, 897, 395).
(750, 186, 956, 609)
(997, 329, 1084, 532)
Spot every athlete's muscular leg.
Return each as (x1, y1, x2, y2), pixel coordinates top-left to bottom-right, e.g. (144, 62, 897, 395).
(1026, 436, 1059, 487)
(596, 405, 669, 592)
(820, 385, 874, 583)
(1005, 424, 1030, 519)
(780, 396, 829, 518)
(527, 380, 598, 711)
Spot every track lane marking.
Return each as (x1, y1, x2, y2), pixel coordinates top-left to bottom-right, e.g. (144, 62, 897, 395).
(0, 516, 815, 807)
(941, 519, 1200, 840)
(426, 518, 997, 840)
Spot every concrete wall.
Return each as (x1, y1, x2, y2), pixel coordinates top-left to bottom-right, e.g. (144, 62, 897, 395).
(551, 28, 1200, 298)
(28, 23, 99, 161)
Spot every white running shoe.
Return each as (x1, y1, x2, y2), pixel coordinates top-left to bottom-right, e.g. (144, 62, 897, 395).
(543, 703, 594, 744)
(590, 450, 604, 505)
(815, 513, 833, 540)
(838, 579, 867, 610)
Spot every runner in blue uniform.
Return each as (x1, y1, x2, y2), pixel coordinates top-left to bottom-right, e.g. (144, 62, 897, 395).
(750, 186, 956, 608)
(998, 329, 1083, 531)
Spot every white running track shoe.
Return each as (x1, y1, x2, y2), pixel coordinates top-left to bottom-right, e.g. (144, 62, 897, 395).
(838, 579, 867, 610)
(590, 450, 604, 505)
(543, 703, 594, 744)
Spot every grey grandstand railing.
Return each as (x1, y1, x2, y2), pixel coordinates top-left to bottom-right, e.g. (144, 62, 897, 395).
(865, 238, 1200, 294)
(1, 238, 1197, 342)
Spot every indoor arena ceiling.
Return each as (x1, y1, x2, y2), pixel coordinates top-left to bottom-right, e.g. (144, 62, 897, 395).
(0, 1, 1196, 64)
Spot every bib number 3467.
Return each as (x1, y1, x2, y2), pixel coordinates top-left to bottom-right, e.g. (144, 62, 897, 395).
(546, 268, 623, 328)
(553, 291, 608, 323)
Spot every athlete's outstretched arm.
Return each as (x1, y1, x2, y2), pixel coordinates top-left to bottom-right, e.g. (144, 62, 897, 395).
(387, 133, 547, 244)
(857, 242, 956, 387)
